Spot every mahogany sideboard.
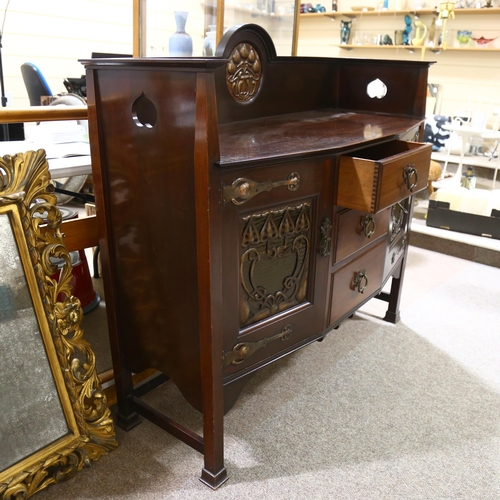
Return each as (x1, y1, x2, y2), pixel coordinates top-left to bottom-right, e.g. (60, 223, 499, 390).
(82, 24, 432, 489)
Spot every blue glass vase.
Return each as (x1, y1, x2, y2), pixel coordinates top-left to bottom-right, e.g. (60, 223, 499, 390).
(169, 11, 193, 57)
(340, 20, 352, 45)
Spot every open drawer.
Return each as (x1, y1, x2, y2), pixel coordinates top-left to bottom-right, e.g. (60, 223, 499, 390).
(337, 140, 432, 213)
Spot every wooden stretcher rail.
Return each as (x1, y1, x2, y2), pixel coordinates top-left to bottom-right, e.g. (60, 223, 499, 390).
(0, 106, 88, 123)
(40, 215, 98, 252)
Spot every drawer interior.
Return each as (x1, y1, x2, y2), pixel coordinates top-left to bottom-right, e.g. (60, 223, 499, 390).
(348, 140, 423, 162)
(338, 140, 432, 213)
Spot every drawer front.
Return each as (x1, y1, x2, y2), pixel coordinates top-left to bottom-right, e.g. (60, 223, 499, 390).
(221, 158, 333, 376)
(335, 207, 390, 263)
(329, 240, 385, 326)
(338, 140, 432, 213)
(384, 232, 407, 281)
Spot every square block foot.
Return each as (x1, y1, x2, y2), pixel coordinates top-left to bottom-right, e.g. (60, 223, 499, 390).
(199, 467, 229, 490)
(115, 411, 142, 431)
(383, 310, 400, 324)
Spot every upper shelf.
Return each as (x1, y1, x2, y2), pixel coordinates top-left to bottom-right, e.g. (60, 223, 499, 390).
(300, 7, 500, 18)
(337, 44, 500, 52)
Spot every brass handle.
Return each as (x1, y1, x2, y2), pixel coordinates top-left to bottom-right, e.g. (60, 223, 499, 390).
(223, 172, 300, 205)
(360, 214, 375, 238)
(319, 218, 332, 257)
(224, 325, 292, 365)
(353, 269, 368, 294)
(396, 202, 409, 215)
(403, 164, 418, 192)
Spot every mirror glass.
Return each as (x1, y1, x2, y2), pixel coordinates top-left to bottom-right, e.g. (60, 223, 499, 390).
(0, 212, 69, 473)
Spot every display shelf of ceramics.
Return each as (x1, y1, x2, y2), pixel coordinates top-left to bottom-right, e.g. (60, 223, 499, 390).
(299, 7, 500, 18)
(335, 43, 500, 50)
(301, 6, 500, 51)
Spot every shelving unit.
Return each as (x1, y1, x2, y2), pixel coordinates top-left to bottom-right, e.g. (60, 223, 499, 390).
(300, 7, 500, 19)
(298, 4, 500, 130)
(337, 44, 500, 51)
(300, 7, 500, 53)
(323, 7, 438, 17)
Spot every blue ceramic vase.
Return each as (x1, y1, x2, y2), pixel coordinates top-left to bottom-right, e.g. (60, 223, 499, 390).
(169, 11, 193, 57)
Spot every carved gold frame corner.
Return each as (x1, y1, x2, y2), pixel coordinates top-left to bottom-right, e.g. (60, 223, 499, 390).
(0, 150, 117, 500)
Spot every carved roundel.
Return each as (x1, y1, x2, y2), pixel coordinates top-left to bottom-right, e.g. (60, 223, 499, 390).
(226, 43, 262, 103)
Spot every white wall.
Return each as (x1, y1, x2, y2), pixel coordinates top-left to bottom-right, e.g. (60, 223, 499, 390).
(3, 0, 498, 116)
(1, 0, 209, 107)
(298, 3, 500, 117)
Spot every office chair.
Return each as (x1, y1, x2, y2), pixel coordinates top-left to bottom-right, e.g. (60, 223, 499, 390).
(20, 62, 52, 106)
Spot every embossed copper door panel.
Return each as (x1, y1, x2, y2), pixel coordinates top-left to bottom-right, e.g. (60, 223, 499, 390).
(221, 159, 333, 376)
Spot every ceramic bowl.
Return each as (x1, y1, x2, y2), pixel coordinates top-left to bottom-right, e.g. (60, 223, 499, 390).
(472, 36, 497, 47)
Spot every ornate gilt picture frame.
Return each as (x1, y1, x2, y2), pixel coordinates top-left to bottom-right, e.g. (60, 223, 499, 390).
(0, 150, 116, 499)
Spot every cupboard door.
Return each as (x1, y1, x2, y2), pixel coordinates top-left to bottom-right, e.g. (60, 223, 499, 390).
(383, 198, 411, 279)
(220, 159, 333, 376)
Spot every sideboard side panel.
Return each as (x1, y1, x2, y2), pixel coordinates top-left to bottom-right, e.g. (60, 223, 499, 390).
(87, 68, 203, 408)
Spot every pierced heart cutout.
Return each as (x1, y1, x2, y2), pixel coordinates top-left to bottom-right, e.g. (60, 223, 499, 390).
(132, 93, 157, 128)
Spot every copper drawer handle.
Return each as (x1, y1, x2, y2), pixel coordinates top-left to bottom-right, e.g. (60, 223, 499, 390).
(403, 164, 418, 192)
(360, 214, 375, 238)
(353, 269, 368, 294)
(223, 172, 300, 205)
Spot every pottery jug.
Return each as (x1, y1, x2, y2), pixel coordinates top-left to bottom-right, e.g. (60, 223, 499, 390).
(411, 20, 427, 46)
(169, 11, 193, 57)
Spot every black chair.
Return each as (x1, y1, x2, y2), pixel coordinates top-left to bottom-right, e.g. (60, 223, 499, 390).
(20, 62, 52, 106)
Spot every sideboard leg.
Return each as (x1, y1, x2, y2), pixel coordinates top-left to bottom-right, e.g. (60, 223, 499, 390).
(114, 368, 141, 431)
(383, 279, 401, 324)
(383, 260, 405, 324)
(199, 385, 228, 489)
(385, 195, 414, 324)
(115, 408, 142, 431)
(195, 71, 229, 490)
(200, 464, 229, 490)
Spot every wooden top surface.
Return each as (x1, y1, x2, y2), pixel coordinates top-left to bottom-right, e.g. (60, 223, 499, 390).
(217, 110, 422, 167)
